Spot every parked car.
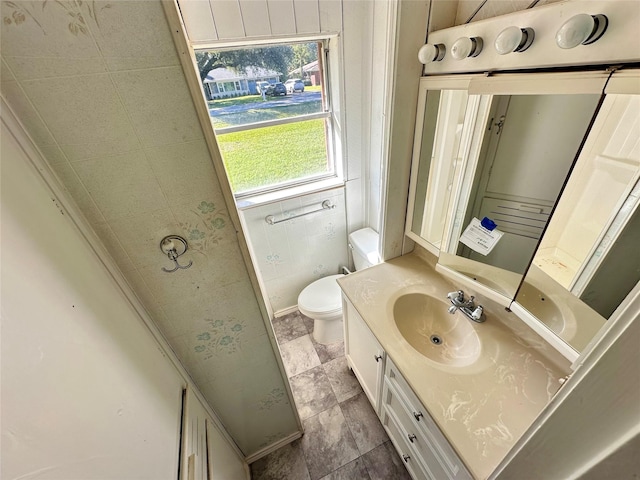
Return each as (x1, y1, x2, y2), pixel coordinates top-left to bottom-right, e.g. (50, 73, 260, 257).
(265, 82, 287, 96)
(284, 78, 305, 93)
(256, 81, 270, 94)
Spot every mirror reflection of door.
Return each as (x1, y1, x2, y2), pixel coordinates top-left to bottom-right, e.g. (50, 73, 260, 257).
(412, 90, 469, 249)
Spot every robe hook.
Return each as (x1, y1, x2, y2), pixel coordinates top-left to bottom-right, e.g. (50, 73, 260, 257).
(160, 235, 193, 273)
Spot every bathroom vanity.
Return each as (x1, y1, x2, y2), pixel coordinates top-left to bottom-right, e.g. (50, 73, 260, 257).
(340, 68, 639, 480)
(339, 4, 639, 477)
(338, 252, 570, 480)
(405, 67, 639, 359)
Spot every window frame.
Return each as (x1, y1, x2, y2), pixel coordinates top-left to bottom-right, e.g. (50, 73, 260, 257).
(194, 37, 343, 200)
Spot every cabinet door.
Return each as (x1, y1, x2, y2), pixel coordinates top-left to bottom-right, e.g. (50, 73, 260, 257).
(343, 296, 385, 413)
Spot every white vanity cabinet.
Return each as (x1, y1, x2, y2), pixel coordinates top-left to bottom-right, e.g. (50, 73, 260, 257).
(382, 359, 472, 480)
(342, 293, 472, 480)
(343, 295, 385, 414)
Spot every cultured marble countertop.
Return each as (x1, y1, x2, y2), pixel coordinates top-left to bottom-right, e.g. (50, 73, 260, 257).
(337, 252, 572, 480)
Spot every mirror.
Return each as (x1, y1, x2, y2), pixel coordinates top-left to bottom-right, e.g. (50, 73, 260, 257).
(439, 92, 602, 298)
(408, 89, 469, 252)
(516, 93, 640, 352)
(407, 74, 640, 358)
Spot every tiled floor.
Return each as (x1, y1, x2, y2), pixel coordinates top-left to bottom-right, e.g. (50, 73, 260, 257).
(250, 311, 411, 480)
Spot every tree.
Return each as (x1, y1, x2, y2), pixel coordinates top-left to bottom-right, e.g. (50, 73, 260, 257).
(195, 46, 292, 83)
(289, 43, 316, 79)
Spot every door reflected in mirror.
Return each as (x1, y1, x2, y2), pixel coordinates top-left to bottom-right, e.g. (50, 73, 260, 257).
(441, 93, 601, 299)
(517, 94, 640, 352)
(410, 89, 469, 250)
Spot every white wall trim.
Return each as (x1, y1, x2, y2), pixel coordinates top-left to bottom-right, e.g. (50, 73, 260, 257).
(0, 95, 248, 469)
(274, 305, 301, 318)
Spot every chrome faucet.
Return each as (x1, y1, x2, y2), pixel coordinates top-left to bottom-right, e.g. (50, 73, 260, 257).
(447, 290, 485, 323)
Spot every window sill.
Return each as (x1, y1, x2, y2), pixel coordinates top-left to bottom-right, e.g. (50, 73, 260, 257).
(236, 177, 345, 210)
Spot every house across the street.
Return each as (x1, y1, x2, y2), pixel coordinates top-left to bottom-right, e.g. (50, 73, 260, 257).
(203, 66, 280, 99)
(289, 60, 321, 86)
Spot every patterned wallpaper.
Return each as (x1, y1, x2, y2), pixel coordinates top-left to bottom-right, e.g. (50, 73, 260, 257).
(241, 187, 349, 313)
(1, 0, 298, 456)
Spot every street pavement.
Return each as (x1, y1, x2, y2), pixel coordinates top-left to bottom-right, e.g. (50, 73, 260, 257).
(209, 91, 321, 117)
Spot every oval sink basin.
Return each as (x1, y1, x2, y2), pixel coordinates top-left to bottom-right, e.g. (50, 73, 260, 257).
(393, 293, 481, 367)
(517, 283, 565, 333)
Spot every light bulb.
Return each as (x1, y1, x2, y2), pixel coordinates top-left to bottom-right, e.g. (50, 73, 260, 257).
(556, 13, 608, 49)
(418, 43, 445, 64)
(162, 238, 175, 252)
(494, 26, 534, 54)
(451, 36, 483, 60)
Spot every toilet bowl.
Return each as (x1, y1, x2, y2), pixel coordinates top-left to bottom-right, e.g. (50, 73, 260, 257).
(297, 228, 380, 344)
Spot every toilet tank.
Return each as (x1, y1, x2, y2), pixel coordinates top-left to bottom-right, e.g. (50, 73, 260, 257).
(348, 228, 380, 271)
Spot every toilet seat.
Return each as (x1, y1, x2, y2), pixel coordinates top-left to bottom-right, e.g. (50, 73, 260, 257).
(298, 274, 344, 320)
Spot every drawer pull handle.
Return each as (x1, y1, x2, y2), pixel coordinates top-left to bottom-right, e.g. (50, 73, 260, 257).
(374, 354, 383, 362)
(402, 454, 410, 463)
(413, 411, 424, 421)
(408, 433, 417, 443)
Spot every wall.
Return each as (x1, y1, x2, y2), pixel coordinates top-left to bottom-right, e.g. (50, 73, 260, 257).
(240, 188, 348, 313)
(177, 0, 380, 310)
(1, 111, 185, 478)
(341, 0, 371, 237)
(2, 107, 248, 479)
(452, 0, 563, 25)
(0, 0, 298, 457)
(379, 0, 431, 260)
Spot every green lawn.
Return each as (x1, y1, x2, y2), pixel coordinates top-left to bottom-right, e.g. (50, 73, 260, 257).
(216, 119, 328, 193)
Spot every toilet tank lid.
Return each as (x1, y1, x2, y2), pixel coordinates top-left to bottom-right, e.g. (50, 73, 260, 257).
(298, 274, 343, 314)
(348, 227, 380, 260)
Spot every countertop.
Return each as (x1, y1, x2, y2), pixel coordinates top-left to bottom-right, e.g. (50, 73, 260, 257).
(337, 252, 571, 480)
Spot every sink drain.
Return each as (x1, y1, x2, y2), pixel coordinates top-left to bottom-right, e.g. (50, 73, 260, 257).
(430, 335, 442, 345)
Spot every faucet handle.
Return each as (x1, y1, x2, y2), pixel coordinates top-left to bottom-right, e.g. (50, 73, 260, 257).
(471, 305, 484, 321)
(447, 290, 464, 301)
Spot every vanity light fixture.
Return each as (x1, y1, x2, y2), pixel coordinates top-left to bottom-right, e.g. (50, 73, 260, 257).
(451, 36, 483, 60)
(494, 26, 535, 55)
(160, 235, 193, 273)
(418, 43, 446, 64)
(556, 13, 608, 49)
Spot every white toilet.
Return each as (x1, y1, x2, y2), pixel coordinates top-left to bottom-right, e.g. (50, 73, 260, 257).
(297, 227, 380, 344)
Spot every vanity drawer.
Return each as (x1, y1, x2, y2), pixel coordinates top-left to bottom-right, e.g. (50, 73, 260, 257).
(383, 379, 448, 480)
(381, 403, 430, 480)
(385, 359, 472, 480)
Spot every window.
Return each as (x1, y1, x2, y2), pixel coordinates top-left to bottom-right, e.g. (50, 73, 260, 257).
(195, 41, 336, 197)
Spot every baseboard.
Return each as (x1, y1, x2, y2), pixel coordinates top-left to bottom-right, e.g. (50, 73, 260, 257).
(244, 431, 303, 464)
(274, 305, 299, 318)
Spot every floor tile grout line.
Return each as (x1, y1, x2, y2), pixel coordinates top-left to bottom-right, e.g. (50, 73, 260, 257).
(272, 310, 392, 480)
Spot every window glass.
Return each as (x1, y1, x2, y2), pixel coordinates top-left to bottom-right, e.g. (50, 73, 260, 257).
(195, 41, 333, 196)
